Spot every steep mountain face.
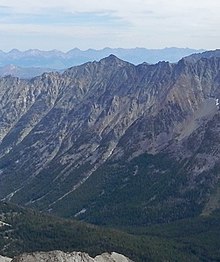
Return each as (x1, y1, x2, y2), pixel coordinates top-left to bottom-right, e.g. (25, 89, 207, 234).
(11, 251, 132, 262)
(0, 52, 220, 226)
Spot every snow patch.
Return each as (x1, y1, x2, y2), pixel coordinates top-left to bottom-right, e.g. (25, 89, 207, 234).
(74, 208, 87, 218)
(0, 220, 11, 228)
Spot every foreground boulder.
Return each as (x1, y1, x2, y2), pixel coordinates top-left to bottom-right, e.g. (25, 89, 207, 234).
(0, 255, 11, 262)
(11, 251, 133, 262)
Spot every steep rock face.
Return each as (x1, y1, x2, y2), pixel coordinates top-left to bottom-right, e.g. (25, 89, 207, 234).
(0, 52, 220, 224)
(11, 251, 133, 262)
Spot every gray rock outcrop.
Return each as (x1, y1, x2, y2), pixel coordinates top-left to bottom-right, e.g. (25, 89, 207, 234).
(11, 251, 133, 262)
(0, 255, 12, 262)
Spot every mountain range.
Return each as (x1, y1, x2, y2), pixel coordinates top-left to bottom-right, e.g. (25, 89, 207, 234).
(1, 49, 220, 261)
(0, 49, 220, 228)
(0, 64, 54, 79)
(0, 47, 204, 70)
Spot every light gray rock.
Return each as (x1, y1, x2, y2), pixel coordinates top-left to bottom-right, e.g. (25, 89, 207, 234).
(0, 255, 12, 262)
(11, 251, 133, 262)
(95, 252, 133, 262)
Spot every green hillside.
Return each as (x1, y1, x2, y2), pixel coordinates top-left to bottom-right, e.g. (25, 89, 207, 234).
(50, 153, 205, 226)
(0, 201, 220, 261)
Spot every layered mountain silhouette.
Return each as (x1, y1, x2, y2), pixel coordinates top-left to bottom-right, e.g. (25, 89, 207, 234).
(0, 64, 54, 79)
(0, 47, 203, 69)
(0, 50, 220, 226)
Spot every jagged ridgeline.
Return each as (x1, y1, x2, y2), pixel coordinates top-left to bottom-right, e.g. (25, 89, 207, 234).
(0, 50, 220, 227)
(0, 47, 204, 69)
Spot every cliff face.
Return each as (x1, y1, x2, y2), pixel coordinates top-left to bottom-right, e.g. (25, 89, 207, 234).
(0, 52, 220, 225)
(11, 251, 132, 262)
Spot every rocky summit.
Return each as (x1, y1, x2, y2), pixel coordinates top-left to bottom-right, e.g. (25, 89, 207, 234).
(0, 51, 220, 226)
(11, 251, 132, 262)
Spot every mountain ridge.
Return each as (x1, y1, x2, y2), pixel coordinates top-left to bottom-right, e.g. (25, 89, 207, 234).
(0, 64, 55, 79)
(0, 47, 204, 69)
(0, 50, 220, 226)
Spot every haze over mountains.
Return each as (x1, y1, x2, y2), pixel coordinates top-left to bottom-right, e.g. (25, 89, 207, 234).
(0, 47, 203, 76)
(0, 65, 54, 79)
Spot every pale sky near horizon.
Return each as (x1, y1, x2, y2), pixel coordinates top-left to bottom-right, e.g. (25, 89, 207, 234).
(0, 0, 219, 51)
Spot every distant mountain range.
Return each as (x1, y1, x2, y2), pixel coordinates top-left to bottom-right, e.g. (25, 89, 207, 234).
(0, 47, 204, 70)
(0, 64, 55, 79)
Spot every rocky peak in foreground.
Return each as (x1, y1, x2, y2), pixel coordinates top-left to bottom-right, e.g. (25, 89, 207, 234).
(11, 251, 133, 262)
(0, 255, 11, 262)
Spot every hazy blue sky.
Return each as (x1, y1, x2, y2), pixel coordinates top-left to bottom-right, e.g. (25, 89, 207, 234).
(0, 0, 219, 51)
